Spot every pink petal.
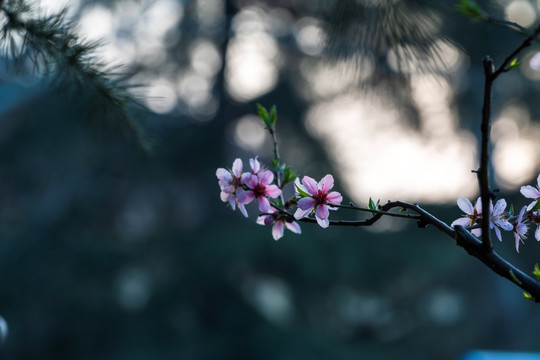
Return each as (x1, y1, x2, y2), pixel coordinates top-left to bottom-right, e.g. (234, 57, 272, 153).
(316, 216, 329, 228)
(319, 174, 334, 193)
(316, 204, 329, 221)
(535, 226, 540, 241)
(294, 207, 312, 220)
(520, 185, 540, 199)
(264, 184, 281, 199)
(236, 188, 254, 204)
(302, 176, 318, 196)
(229, 196, 236, 210)
(216, 168, 231, 181)
(232, 158, 243, 176)
(285, 221, 302, 234)
(297, 197, 317, 210)
(249, 157, 261, 173)
(257, 196, 271, 213)
(326, 191, 342, 205)
(220, 191, 231, 203)
(272, 221, 284, 240)
(239, 206, 249, 217)
(258, 170, 274, 187)
(457, 197, 474, 215)
(256, 215, 267, 225)
(451, 217, 471, 227)
(294, 178, 307, 195)
(536, 173, 540, 188)
(527, 201, 537, 212)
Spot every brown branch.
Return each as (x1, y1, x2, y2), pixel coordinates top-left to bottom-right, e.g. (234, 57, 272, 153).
(455, 225, 540, 301)
(289, 202, 540, 301)
(479, 56, 494, 251)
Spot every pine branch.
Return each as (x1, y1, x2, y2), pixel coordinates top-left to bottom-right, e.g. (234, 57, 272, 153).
(0, 0, 150, 151)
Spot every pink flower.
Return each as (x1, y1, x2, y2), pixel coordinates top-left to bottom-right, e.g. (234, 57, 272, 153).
(451, 197, 512, 240)
(512, 206, 529, 253)
(216, 158, 248, 217)
(237, 166, 281, 213)
(520, 173, 540, 211)
(257, 208, 301, 240)
(293, 174, 342, 228)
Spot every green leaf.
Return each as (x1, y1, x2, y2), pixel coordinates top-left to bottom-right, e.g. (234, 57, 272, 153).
(532, 200, 540, 212)
(524, 292, 535, 301)
(257, 103, 276, 129)
(269, 105, 277, 128)
(456, 0, 487, 22)
(509, 57, 520, 70)
(533, 263, 540, 281)
(272, 158, 280, 170)
(509, 270, 522, 285)
(283, 166, 298, 185)
(509, 204, 514, 217)
(368, 197, 376, 210)
(295, 182, 310, 198)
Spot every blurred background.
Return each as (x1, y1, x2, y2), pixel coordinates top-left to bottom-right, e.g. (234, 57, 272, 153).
(1, 0, 540, 358)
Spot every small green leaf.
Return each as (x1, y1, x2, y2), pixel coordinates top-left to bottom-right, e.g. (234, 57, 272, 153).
(295, 183, 310, 198)
(376, 199, 380, 208)
(533, 263, 540, 281)
(509, 270, 522, 285)
(456, 0, 487, 22)
(532, 200, 540, 212)
(283, 167, 298, 184)
(524, 292, 535, 301)
(257, 104, 273, 129)
(368, 197, 376, 210)
(399, 207, 406, 213)
(509, 57, 520, 70)
(272, 158, 280, 170)
(509, 204, 514, 217)
(269, 105, 277, 127)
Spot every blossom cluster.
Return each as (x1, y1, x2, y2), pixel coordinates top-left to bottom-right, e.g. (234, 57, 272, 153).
(216, 157, 342, 240)
(451, 173, 540, 252)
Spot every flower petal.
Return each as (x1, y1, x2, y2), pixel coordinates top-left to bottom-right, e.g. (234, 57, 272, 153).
(272, 221, 284, 240)
(285, 221, 302, 234)
(319, 174, 334, 193)
(294, 207, 312, 220)
(232, 158, 243, 176)
(297, 197, 317, 210)
(471, 228, 482, 237)
(316, 216, 329, 228)
(494, 226, 502, 242)
(236, 188, 254, 204)
(256, 215, 267, 225)
(326, 191, 342, 205)
(492, 199, 507, 216)
(457, 197, 474, 215)
(258, 170, 274, 186)
(249, 157, 260, 174)
(257, 196, 271, 213)
(475, 197, 483, 214)
(451, 217, 471, 227)
(316, 204, 329, 221)
(264, 184, 282, 198)
(302, 176, 318, 196)
(520, 185, 540, 199)
(216, 168, 231, 181)
(535, 225, 540, 241)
